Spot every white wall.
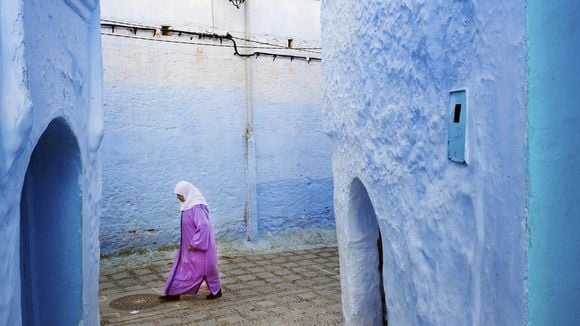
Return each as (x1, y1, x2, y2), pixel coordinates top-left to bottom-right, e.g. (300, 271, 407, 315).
(101, 0, 321, 42)
(322, 0, 527, 324)
(246, 0, 321, 41)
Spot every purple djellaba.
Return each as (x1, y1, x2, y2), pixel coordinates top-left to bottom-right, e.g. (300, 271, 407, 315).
(159, 181, 222, 301)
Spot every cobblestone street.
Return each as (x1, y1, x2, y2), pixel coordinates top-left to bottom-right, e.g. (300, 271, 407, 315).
(100, 247, 342, 325)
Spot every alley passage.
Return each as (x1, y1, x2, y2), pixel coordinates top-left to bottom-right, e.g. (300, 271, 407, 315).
(100, 247, 342, 325)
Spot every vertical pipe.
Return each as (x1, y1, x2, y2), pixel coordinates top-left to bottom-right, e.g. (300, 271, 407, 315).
(243, 1, 258, 241)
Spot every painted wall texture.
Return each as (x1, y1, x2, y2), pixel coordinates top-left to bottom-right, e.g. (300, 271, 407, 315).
(0, 0, 103, 324)
(527, 1, 580, 325)
(99, 0, 333, 254)
(322, 0, 529, 324)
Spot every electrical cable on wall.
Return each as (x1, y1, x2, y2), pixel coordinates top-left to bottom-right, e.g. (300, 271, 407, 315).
(101, 18, 322, 50)
(229, 35, 321, 51)
(229, 0, 245, 9)
(101, 19, 321, 52)
(100, 20, 322, 62)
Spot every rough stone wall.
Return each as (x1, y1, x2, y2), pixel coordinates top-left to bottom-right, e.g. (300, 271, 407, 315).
(0, 0, 102, 324)
(322, 0, 527, 324)
(99, 0, 333, 254)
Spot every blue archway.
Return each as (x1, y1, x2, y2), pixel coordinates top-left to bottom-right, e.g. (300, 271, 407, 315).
(20, 118, 83, 325)
(341, 178, 387, 325)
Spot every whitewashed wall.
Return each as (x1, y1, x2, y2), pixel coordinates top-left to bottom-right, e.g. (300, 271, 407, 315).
(100, 0, 320, 40)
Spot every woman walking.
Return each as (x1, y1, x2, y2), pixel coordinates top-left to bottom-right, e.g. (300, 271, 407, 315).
(159, 181, 222, 301)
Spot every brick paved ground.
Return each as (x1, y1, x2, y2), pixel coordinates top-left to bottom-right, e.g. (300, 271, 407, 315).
(100, 247, 342, 325)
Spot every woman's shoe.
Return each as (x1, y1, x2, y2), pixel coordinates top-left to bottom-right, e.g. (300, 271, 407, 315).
(206, 289, 222, 300)
(158, 295, 180, 301)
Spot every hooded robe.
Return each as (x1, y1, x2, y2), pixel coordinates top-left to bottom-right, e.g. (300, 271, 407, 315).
(163, 181, 221, 296)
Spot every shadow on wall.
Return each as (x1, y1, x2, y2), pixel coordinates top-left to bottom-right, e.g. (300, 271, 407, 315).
(20, 118, 83, 326)
(341, 178, 387, 325)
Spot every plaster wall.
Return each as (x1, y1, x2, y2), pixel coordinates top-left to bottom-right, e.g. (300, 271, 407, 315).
(100, 35, 249, 252)
(99, 0, 332, 254)
(322, 0, 528, 324)
(101, 0, 245, 35)
(0, 0, 103, 324)
(244, 0, 321, 42)
(101, 0, 321, 42)
(252, 57, 333, 234)
(527, 1, 580, 324)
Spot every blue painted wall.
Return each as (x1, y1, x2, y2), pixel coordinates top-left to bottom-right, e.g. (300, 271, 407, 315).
(322, 0, 528, 324)
(20, 119, 83, 326)
(101, 83, 249, 253)
(0, 0, 103, 324)
(250, 58, 333, 237)
(527, 1, 580, 324)
(339, 178, 384, 325)
(100, 35, 333, 254)
(253, 85, 333, 235)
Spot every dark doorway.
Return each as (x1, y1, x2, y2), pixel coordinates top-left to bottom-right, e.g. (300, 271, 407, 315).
(20, 118, 83, 325)
(378, 232, 387, 325)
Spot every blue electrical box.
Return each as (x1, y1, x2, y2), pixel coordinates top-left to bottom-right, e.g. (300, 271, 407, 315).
(448, 90, 467, 164)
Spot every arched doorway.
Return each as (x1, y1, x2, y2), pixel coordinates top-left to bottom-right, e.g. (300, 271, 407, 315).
(340, 178, 387, 325)
(20, 118, 83, 325)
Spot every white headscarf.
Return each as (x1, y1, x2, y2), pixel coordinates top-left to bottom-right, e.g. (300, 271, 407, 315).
(174, 181, 207, 211)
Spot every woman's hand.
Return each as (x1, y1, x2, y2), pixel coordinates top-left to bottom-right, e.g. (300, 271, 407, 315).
(187, 245, 194, 252)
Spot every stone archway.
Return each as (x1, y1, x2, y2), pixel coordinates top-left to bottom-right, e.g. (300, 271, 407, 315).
(20, 118, 83, 325)
(339, 178, 387, 325)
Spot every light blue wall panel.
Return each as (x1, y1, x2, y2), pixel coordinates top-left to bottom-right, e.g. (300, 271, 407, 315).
(448, 90, 467, 164)
(527, 1, 580, 324)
